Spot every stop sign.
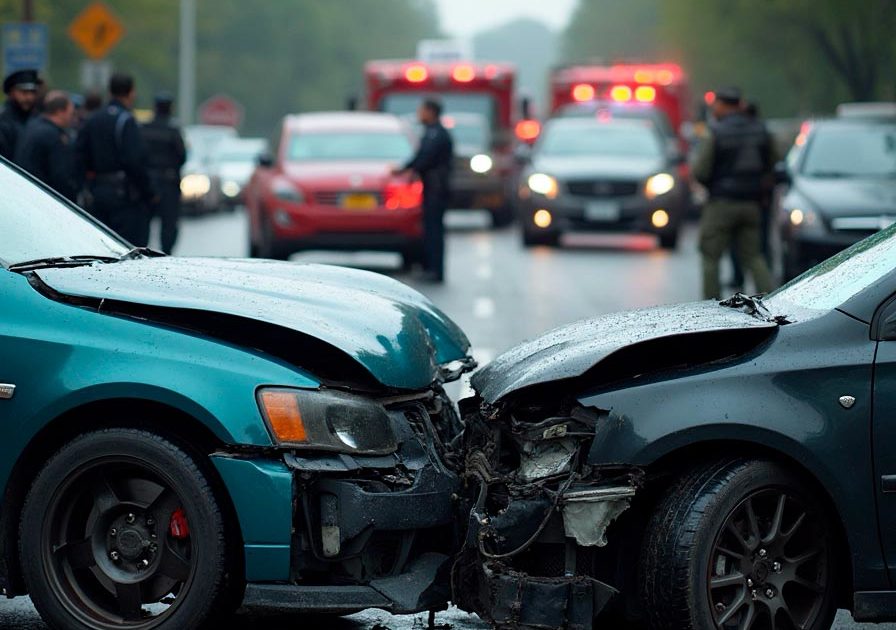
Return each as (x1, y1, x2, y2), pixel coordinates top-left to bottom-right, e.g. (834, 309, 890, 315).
(198, 94, 243, 128)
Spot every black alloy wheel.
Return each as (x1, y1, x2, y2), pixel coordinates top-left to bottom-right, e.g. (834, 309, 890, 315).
(640, 459, 837, 630)
(20, 429, 235, 630)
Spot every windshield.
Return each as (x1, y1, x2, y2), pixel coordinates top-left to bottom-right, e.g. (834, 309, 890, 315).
(538, 122, 663, 158)
(286, 132, 412, 162)
(446, 119, 489, 150)
(381, 92, 498, 129)
(767, 222, 896, 312)
(801, 124, 896, 177)
(0, 165, 128, 266)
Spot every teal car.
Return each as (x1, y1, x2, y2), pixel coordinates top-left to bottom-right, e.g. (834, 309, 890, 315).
(0, 162, 474, 629)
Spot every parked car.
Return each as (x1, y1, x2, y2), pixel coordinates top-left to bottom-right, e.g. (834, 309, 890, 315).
(180, 125, 236, 215)
(209, 137, 269, 208)
(518, 117, 688, 248)
(778, 110, 896, 280)
(244, 112, 424, 268)
(455, 226, 896, 628)
(0, 159, 474, 629)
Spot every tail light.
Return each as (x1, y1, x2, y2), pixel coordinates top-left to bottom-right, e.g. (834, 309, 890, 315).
(515, 119, 541, 142)
(610, 85, 633, 102)
(571, 83, 595, 102)
(385, 181, 423, 209)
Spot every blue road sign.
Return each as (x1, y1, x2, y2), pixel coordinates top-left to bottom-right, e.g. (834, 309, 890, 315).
(2, 23, 48, 76)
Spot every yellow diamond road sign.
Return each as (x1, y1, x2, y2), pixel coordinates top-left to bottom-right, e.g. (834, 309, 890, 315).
(68, 2, 125, 60)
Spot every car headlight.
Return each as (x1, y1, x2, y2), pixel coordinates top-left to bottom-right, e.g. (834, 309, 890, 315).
(789, 207, 820, 230)
(645, 173, 675, 199)
(258, 388, 397, 454)
(180, 173, 211, 197)
(222, 180, 241, 198)
(272, 181, 304, 204)
(527, 173, 558, 198)
(470, 153, 493, 174)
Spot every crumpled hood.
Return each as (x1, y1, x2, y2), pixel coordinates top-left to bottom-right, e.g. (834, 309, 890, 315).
(34, 257, 471, 391)
(472, 301, 777, 404)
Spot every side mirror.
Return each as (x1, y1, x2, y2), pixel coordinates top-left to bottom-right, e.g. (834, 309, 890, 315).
(257, 152, 274, 168)
(774, 161, 791, 185)
(667, 144, 687, 165)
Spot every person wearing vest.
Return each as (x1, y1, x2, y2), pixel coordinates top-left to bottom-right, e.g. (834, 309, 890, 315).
(694, 86, 775, 299)
(141, 92, 186, 253)
(75, 73, 156, 246)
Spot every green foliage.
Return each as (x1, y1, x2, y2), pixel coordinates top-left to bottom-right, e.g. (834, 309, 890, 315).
(0, 0, 438, 135)
(563, 0, 896, 118)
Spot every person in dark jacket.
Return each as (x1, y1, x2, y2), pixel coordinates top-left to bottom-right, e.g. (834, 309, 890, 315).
(693, 86, 774, 299)
(76, 73, 156, 245)
(141, 92, 186, 253)
(15, 90, 79, 201)
(0, 69, 40, 162)
(392, 98, 453, 282)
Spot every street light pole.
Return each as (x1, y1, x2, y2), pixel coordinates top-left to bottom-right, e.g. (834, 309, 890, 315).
(178, 0, 196, 125)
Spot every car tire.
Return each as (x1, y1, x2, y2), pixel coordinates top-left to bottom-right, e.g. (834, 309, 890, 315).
(522, 230, 559, 248)
(640, 458, 837, 630)
(658, 229, 679, 250)
(20, 428, 238, 630)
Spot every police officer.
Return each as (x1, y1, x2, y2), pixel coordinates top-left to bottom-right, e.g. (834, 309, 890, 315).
(694, 86, 774, 299)
(76, 73, 156, 245)
(15, 90, 79, 201)
(141, 92, 186, 253)
(0, 69, 40, 162)
(392, 98, 453, 282)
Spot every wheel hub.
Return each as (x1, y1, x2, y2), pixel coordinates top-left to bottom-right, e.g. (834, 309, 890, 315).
(750, 558, 770, 586)
(106, 511, 158, 570)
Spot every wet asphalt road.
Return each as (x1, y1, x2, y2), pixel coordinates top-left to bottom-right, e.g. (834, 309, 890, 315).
(1, 209, 887, 629)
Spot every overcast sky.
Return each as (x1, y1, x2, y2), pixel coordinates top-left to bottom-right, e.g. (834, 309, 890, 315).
(434, 0, 578, 37)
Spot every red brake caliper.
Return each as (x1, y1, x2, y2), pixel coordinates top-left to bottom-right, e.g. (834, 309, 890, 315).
(169, 507, 190, 539)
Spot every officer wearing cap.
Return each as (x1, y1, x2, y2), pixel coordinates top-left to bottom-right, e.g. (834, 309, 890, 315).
(0, 69, 40, 162)
(15, 90, 79, 202)
(141, 91, 186, 253)
(76, 72, 156, 245)
(693, 86, 775, 299)
(391, 97, 453, 282)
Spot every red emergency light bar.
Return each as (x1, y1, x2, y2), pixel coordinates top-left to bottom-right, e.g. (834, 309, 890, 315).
(572, 83, 595, 102)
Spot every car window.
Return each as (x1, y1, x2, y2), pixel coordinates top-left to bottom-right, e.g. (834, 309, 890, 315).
(801, 124, 896, 177)
(286, 132, 412, 162)
(766, 222, 896, 312)
(0, 165, 128, 267)
(445, 118, 489, 150)
(538, 122, 663, 158)
(381, 92, 498, 129)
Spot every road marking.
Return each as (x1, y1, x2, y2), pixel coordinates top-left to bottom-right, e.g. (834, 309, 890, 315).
(473, 297, 495, 319)
(476, 263, 492, 280)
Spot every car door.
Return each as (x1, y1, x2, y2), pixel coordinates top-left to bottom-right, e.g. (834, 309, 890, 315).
(872, 293, 896, 582)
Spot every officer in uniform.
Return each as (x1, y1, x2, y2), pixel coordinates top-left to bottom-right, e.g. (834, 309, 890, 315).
(141, 92, 186, 253)
(0, 69, 40, 162)
(392, 98, 453, 282)
(76, 73, 156, 245)
(694, 86, 774, 299)
(15, 90, 79, 201)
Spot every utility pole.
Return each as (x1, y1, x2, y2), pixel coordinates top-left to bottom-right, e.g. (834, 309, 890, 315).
(178, 0, 196, 125)
(22, 0, 34, 22)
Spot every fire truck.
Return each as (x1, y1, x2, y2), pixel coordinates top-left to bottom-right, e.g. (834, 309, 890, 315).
(364, 59, 532, 226)
(549, 62, 692, 140)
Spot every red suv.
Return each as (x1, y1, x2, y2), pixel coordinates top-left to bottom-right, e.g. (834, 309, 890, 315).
(245, 112, 423, 266)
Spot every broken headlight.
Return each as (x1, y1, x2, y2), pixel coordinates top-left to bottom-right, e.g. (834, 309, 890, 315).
(257, 387, 397, 454)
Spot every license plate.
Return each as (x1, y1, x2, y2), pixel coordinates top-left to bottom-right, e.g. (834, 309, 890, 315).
(584, 200, 620, 221)
(341, 193, 377, 210)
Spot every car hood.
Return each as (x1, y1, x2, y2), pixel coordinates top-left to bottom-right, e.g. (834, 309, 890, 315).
(281, 161, 395, 188)
(796, 176, 896, 216)
(532, 154, 665, 181)
(472, 300, 777, 404)
(33, 257, 471, 391)
(216, 163, 254, 184)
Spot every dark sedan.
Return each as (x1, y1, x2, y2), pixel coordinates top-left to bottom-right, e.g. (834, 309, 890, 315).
(778, 115, 896, 279)
(455, 227, 896, 629)
(517, 117, 688, 248)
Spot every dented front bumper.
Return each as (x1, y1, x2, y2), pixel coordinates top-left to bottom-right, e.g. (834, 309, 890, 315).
(454, 399, 643, 628)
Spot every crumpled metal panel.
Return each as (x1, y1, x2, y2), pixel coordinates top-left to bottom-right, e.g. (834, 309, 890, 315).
(35, 257, 471, 390)
(472, 300, 779, 404)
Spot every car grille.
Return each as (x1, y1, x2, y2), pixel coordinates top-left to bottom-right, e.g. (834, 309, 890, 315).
(565, 179, 640, 198)
(313, 190, 385, 206)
